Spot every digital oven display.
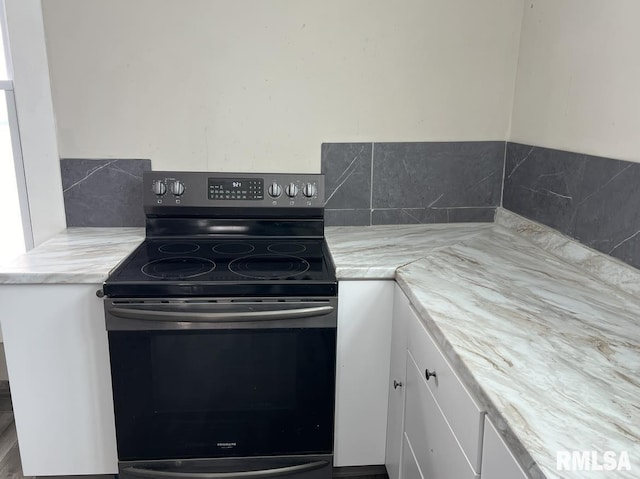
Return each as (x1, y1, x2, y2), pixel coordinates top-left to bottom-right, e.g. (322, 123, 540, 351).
(208, 178, 264, 200)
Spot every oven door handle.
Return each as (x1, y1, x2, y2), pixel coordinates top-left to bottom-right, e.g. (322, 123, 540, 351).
(122, 460, 329, 479)
(109, 305, 334, 323)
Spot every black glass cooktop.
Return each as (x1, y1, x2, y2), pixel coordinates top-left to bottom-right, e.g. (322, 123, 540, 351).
(103, 238, 337, 298)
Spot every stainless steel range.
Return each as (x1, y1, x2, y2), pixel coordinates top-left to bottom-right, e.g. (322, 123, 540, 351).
(102, 171, 337, 479)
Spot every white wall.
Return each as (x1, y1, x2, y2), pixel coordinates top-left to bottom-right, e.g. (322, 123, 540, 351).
(41, 0, 524, 173)
(5, 0, 66, 246)
(510, 0, 640, 163)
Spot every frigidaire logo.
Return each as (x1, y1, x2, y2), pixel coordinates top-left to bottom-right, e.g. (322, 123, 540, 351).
(216, 442, 237, 449)
(556, 450, 630, 471)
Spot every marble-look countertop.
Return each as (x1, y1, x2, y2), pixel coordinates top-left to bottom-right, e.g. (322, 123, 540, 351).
(327, 216, 640, 479)
(395, 227, 640, 479)
(0, 228, 145, 284)
(495, 209, 640, 298)
(327, 216, 640, 478)
(325, 223, 492, 278)
(1, 214, 639, 478)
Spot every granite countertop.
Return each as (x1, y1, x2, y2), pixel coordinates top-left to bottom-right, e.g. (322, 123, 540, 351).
(0, 227, 145, 284)
(1, 213, 639, 478)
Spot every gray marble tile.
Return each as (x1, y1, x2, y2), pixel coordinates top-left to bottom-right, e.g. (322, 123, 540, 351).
(60, 159, 151, 227)
(321, 143, 372, 210)
(372, 142, 504, 209)
(371, 207, 495, 225)
(446, 207, 496, 223)
(321, 141, 504, 226)
(503, 143, 640, 269)
(324, 209, 371, 227)
(371, 208, 448, 225)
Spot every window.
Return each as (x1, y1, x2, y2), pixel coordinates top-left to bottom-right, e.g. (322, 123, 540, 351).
(0, 3, 29, 264)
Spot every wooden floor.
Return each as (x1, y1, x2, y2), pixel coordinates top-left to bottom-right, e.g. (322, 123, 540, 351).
(0, 381, 26, 479)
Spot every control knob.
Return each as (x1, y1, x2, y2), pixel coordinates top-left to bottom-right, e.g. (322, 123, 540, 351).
(170, 180, 185, 197)
(302, 183, 317, 198)
(285, 183, 299, 198)
(152, 180, 166, 196)
(268, 182, 283, 198)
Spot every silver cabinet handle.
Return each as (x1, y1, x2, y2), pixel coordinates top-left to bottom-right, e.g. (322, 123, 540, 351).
(110, 305, 334, 323)
(425, 369, 437, 381)
(393, 380, 403, 389)
(123, 460, 328, 479)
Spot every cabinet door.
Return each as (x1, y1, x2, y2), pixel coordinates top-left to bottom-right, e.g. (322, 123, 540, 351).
(401, 433, 424, 479)
(407, 306, 484, 472)
(0, 284, 118, 476)
(481, 417, 528, 479)
(404, 352, 478, 479)
(385, 284, 411, 479)
(334, 280, 394, 466)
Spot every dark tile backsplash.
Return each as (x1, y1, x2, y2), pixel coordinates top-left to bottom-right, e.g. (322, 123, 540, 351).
(370, 207, 496, 225)
(60, 158, 151, 227)
(322, 143, 372, 210)
(58, 143, 640, 271)
(322, 141, 504, 226)
(503, 143, 640, 269)
(324, 209, 371, 227)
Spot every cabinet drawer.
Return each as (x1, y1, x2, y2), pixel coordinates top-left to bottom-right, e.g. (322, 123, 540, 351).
(407, 308, 484, 473)
(404, 352, 479, 479)
(401, 434, 423, 479)
(482, 416, 528, 479)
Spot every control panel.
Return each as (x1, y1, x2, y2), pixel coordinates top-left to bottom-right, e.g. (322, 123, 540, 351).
(144, 171, 325, 208)
(208, 178, 263, 200)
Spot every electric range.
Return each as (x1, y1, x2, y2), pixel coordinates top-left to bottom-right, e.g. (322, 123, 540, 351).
(102, 171, 337, 479)
(103, 171, 336, 298)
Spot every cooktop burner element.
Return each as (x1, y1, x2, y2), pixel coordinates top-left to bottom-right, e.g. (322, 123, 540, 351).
(141, 257, 216, 280)
(105, 237, 334, 296)
(267, 242, 307, 254)
(213, 243, 256, 255)
(228, 254, 310, 279)
(158, 242, 201, 254)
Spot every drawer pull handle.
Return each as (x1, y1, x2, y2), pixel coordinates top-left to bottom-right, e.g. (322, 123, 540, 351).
(393, 380, 403, 389)
(425, 369, 437, 381)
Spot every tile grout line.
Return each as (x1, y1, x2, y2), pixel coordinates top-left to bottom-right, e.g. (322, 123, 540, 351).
(499, 140, 507, 210)
(370, 142, 374, 225)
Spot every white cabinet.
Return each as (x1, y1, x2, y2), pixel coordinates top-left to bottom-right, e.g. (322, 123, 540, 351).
(481, 417, 528, 479)
(407, 304, 485, 473)
(0, 284, 118, 476)
(334, 280, 394, 467)
(401, 433, 423, 479)
(385, 283, 411, 479)
(392, 287, 484, 479)
(404, 351, 479, 479)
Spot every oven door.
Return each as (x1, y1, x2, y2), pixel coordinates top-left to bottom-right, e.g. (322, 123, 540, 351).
(105, 298, 337, 463)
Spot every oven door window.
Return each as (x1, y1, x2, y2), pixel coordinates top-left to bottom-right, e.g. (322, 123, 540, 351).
(109, 328, 336, 461)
